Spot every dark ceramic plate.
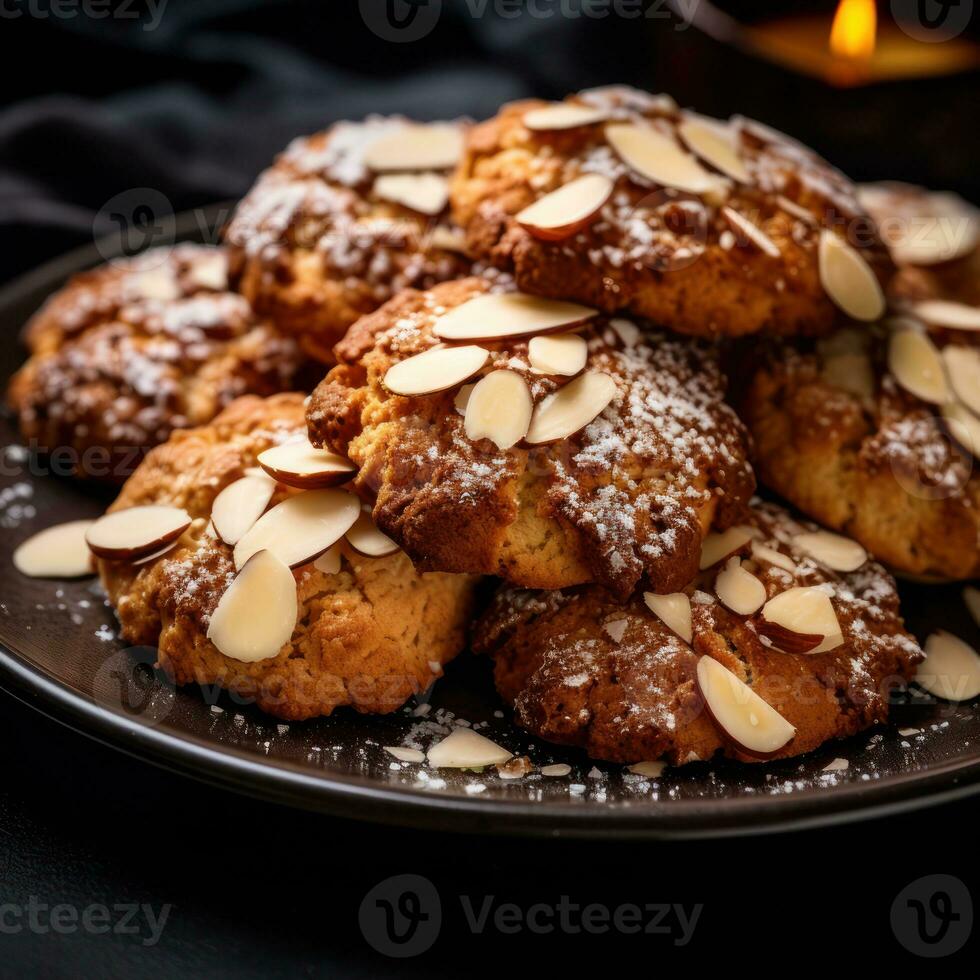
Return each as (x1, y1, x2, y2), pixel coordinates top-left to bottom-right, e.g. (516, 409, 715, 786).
(1, 209, 978, 839)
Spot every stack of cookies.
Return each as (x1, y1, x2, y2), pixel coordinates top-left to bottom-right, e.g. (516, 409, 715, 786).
(12, 87, 980, 767)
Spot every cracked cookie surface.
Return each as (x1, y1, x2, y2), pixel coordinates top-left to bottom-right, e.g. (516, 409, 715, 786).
(307, 277, 754, 597)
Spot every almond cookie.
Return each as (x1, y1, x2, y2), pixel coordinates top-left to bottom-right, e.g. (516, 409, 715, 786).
(306, 277, 754, 597)
(224, 117, 478, 362)
(451, 86, 893, 338)
(98, 393, 478, 720)
(8, 245, 307, 483)
(740, 313, 980, 581)
(474, 501, 923, 765)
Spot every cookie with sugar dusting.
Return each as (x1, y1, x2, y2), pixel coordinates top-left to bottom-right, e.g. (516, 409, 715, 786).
(739, 311, 980, 581)
(474, 500, 923, 765)
(8, 245, 308, 484)
(224, 116, 484, 362)
(306, 277, 755, 597)
(451, 86, 893, 339)
(99, 393, 478, 720)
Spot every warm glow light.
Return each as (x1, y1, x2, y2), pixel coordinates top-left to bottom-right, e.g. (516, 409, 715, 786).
(829, 0, 877, 61)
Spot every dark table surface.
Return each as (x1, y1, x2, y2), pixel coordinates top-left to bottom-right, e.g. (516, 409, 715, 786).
(1, 686, 975, 975)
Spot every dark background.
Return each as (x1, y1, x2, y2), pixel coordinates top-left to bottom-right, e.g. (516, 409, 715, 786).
(0, 0, 977, 974)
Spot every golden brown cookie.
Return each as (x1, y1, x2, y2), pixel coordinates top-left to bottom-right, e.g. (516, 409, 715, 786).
(739, 316, 980, 581)
(8, 245, 307, 483)
(99, 393, 478, 720)
(306, 277, 755, 597)
(474, 501, 923, 765)
(451, 86, 893, 338)
(224, 117, 480, 361)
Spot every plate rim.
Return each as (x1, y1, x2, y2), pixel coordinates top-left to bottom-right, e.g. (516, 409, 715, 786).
(2, 211, 979, 840)
(3, 638, 980, 839)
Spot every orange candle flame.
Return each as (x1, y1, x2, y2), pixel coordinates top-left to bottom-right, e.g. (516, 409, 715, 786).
(829, 0, 877, 61)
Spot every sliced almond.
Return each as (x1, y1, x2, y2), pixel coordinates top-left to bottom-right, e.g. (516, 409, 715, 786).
(759, 586, 843, 655)
(603, 618, 628, 643)
(943, 401, 980, 458)
(14, 520, 95, 579)
(426, 728, 512, 768)
(454, 383, 474, 415)
(313, 543, 342, 575)
(516, 174, 613, 241)
(821, 350, 876, 401)
(751, 540, 797, 573)
(776, 194, 816, 225)
(792, 530, 867, 572)
(189, 250, 229, 291)
(523, 103, 609, 131)
(383, 344, 488, 396)
(721, 207, 780, 258)
(887, 328, 950, 405)
(643, 592, 693, 644)
(913, 300, 980, 332)
(525, 371, 616, 445)
(464, 370, 533, 450)
(885, 197, 977, 267)
(609, 317, 640, 348)
(373, 173, 449, 215)
(207, 550, 297, 663)
(964, 586, 980, 628)
(385, 746, 426, 763)
(696, 655, 795, 757)
(540, 763, 572, 777)
(233, 489, 360, 570)
(527, 333, 588, 376)
(818, 329, 876, 400)
(433, 292, 597, 342)
(132, 542, 180, 566)
(345, 506, 399, 558)
(86, 506, 191, 561)
(915, 630, 980, 702)
(818, 230, 885, 322)
(942, 345, 980, 415)
(606, 123, 717, 195)
(211, 476, 276, 546)
(257, 439, 356, 490)
(715, 557, 766, 615)
(627, 761, 666, 778)
(134, 266, 180, 302)
(699, 526, 754, 570)
(363, 123, 463, 172)
(679, 117, 751, 184)
(428, 224, 468, 254)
